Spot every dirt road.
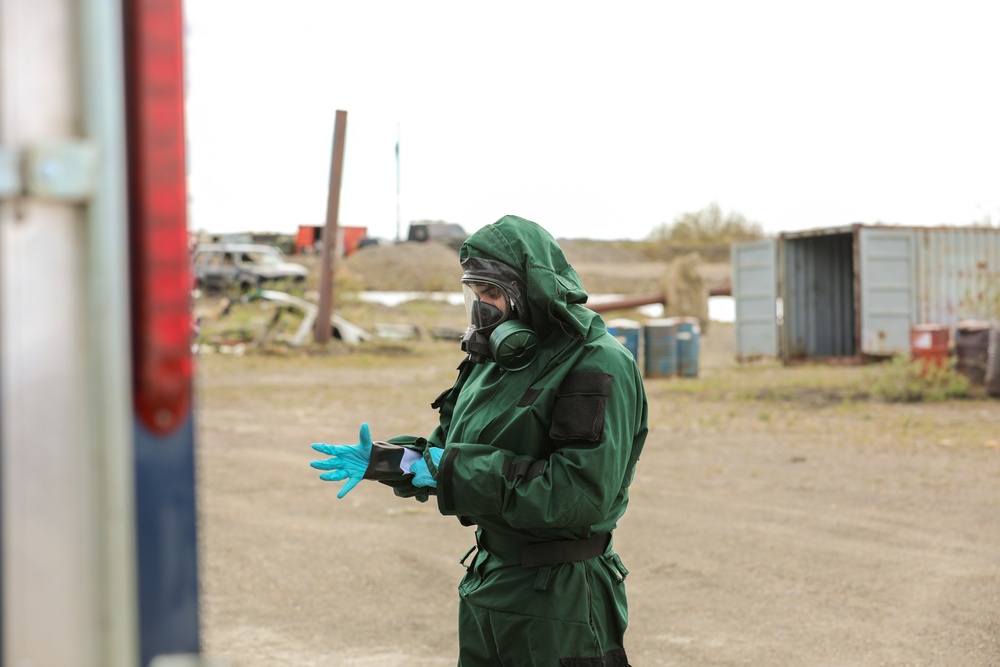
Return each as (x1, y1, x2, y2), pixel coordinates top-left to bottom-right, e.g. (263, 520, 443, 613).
(196, 321, 1000, 666)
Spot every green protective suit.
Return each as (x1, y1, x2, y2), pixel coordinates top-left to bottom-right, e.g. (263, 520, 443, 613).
(379, 215, 648, 667)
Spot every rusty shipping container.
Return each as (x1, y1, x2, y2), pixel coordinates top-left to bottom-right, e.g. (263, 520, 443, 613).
(732, 224, 1000, 363)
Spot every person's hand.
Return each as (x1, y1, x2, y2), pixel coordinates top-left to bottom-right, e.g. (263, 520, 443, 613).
(409, 447, 444, 488)
(310, 423, 374, 498)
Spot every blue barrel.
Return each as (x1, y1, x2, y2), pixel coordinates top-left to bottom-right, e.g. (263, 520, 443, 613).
(643, 318, 678, 377)
(606, 318, 640, 361)
(675, 317, 701, 377)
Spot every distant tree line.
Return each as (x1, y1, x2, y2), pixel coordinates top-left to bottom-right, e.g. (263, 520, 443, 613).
(650, 202, 764, 244)
(642, 202, 765, 262)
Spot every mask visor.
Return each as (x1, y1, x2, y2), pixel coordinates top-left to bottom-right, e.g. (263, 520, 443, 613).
(462, 281, 510, 331)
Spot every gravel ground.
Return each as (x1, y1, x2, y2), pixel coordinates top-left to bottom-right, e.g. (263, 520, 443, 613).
(195, 307, 1000, 666)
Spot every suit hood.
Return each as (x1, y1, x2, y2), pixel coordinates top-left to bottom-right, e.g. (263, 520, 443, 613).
(459, 215, 597, 341)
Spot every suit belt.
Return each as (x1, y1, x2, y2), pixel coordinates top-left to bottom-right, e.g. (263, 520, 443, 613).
(479, 532, 612, 568)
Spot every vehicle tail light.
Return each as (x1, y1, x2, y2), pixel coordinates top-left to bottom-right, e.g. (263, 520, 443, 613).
(124, 0, 192, 433)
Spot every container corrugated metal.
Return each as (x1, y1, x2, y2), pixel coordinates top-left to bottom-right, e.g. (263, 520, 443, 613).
(915, 227, 1000, 325)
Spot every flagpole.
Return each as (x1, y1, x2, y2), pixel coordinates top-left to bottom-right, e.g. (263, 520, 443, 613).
(395, 122, 401, 243)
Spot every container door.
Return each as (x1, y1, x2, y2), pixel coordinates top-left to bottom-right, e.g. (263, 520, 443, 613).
(732, 239, 779, 359)
(2, 0, 137, 664)
(858, 227, 917, 355)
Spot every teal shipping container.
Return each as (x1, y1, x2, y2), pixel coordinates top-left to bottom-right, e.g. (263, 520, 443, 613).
(733, 224, 1000, 363)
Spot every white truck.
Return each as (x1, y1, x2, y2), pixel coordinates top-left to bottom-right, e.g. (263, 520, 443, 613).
(2, 1, 204, 665)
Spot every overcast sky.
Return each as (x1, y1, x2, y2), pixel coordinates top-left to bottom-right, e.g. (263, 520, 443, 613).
(184, 0, 1000, 242)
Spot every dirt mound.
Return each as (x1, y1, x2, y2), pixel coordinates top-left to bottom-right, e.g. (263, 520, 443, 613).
(335, 240, 667, 295)
(338, 242, 465, 292)
(328, 239, 728, 297)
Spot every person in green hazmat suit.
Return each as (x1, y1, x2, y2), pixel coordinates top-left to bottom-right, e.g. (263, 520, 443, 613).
(310, 215, 648, 667)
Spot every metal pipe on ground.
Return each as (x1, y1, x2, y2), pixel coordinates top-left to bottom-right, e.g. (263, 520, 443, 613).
(587, 283, 731, 314)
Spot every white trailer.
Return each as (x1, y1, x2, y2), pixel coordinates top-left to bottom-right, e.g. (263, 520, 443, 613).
(1, 1, 203, 665)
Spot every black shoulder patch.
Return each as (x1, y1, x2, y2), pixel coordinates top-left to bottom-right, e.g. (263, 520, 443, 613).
(558, 372, 614, 396)
(549, 372, 614, 443)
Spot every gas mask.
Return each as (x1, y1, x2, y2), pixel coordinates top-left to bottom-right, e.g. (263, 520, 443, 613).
(459, 257, 539, 371)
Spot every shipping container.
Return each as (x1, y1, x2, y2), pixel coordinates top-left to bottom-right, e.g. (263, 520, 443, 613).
(732, 224, 1000, 363)
(295, 223, 368, 256)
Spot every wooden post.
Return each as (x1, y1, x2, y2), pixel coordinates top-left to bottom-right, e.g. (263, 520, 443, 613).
(314, 110, 347, 343)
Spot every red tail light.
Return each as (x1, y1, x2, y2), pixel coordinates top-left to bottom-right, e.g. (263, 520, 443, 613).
(124, 0, 192, 433)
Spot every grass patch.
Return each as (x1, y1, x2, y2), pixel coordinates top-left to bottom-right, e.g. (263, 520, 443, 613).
(645, 361, 869, 406)
(866, 355, 971, 403)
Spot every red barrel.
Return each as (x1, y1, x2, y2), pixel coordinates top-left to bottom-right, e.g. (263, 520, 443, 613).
(910, 324, 950, 371)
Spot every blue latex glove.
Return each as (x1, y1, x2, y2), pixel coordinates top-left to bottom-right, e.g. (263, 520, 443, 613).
(310, 423, 373, 498)
(410, 447, 444, 488)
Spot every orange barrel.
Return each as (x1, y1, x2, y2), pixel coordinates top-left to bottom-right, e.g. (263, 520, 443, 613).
(910, 324, 950, 370)
(643, 318, 678, 378)
(606, 318, 640, 362)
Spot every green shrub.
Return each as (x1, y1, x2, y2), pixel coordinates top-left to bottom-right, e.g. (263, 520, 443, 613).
(868, 354, 970, 403)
